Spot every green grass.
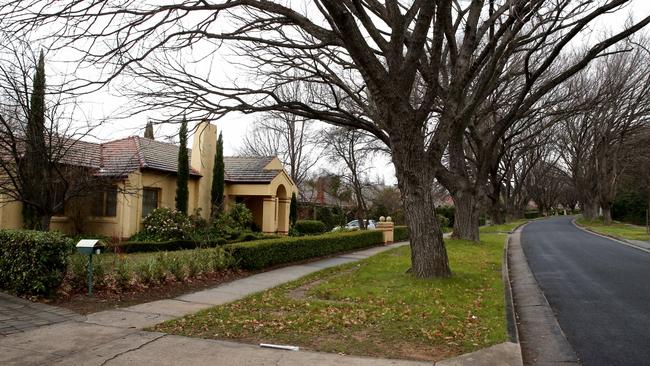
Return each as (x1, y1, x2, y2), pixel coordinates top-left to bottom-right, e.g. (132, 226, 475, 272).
(576, 217, 650, 242)
(480, 220, 529, 234)
(152, 223, 523, 362)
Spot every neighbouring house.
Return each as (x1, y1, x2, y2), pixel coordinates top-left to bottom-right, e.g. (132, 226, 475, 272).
(0, 122, 297, 238)
(297, 176, 354, 220)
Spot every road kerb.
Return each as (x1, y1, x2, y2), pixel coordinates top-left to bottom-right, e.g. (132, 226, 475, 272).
(571, 218, 650, 254)
(508, 223, 579, 365)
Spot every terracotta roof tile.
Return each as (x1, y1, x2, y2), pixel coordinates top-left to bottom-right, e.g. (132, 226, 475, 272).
(224, 156, 281, 183)
(56, 137, 282, 181)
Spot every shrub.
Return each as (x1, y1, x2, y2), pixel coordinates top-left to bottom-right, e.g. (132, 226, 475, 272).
(91, 255, 108, 287)
(210, 203, 255, 239)
(436, 206, 455, 227)
(114, 256, 132, 289)
(135, 207, 193, 241)
(110, 238, 227, 253)
(524, 211, 541, 219)
(436, 214, 450, 228)
(68, 253, 89, 289)
(229, 202, 254, 229)
(226, 230, 383, 270)
(612, 190, 647, 225)
(394, 226, 410, 242)
(314, 206, 346, 230)
(159, 252, 185, 281)
(0, 230, 71, 296)
(134, 257, 162, 285)
(294, 220, 326, 235)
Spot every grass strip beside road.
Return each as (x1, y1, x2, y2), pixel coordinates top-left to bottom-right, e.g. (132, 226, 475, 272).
(152, 223, 523, 362)
(576, 217, 650, 242)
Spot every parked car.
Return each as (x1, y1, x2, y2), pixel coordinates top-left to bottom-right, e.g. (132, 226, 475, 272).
(333, 219, 377, 231)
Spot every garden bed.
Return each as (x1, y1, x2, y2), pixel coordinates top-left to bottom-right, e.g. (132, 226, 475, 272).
(42, 231, 391, 314)
(47, 269, 246, 315)
(151, 224, 519, 362)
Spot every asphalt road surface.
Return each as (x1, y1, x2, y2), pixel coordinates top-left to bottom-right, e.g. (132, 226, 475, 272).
(521, 216, 650, 366)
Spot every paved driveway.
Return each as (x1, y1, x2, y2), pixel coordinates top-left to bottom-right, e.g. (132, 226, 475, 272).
(521, 216, 650, 366)
(0, 292, 82, 336)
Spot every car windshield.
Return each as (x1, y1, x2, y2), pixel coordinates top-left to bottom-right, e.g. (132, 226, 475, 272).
(347, 220, 375, 226)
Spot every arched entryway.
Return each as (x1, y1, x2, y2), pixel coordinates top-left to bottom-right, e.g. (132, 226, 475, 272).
(276, 184, 290, 235)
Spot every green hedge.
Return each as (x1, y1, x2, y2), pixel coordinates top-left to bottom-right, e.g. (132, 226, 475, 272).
(294, 220, 326, 234)
(436, 206, 455, 227)
(110, 238, 227, 253)
(226, 230, 383, 270)
(0, 229, 71, 296)
(394, 226, 410, 241)
(524, 211, 541, 219)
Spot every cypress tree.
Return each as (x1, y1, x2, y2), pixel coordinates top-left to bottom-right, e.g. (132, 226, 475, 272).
(290, 192, 298, 226)
(175, 117, 189, 214)
(22, 51, 47, 230)
(211, 132, 225, 216)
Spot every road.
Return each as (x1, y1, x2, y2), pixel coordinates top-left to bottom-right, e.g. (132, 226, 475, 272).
(521, 216, 650, 366)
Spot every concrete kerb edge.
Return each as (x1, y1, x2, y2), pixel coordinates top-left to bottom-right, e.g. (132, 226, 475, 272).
(509, 219, 579, 365)
(503, 222, 528, 345)
(571, 218, 650, 254)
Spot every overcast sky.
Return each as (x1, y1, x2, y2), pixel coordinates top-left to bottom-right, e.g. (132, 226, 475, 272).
(42, 1, 650, 185)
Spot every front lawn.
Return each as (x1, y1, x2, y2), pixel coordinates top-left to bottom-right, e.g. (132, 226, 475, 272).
(152, 223, 521, 362)
(576, 217, 650, 242)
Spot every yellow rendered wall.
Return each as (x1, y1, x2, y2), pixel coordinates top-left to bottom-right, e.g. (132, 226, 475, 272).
(190, 122, 217, 219)
(0, 198, 23, 229)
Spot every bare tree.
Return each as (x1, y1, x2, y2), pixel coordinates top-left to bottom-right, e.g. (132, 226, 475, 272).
(0, 38, 110, 230)
(3, 1, 649, 277)
(559, 41, 650, 223)
(238, 82, 320, 187)
(323, 127, 377, 229)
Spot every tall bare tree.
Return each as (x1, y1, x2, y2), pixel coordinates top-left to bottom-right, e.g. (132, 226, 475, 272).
(559, 41, 650, 223)
(239, 112, 319, 187)
(323, 127, 378, 229)
(3, 1, 649, 277)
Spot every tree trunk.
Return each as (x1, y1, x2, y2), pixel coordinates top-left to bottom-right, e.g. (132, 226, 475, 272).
(487, 194, 506, 225)
(390, 123, 451, 278)
(582, 200, 599, 220)
(401, 186, 451, 278)
(601, 202, 612, 225)
(35, 214, 51, 231)
(452, 191, 480, 241)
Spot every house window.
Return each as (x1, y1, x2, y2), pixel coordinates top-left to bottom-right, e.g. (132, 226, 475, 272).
(53, 183, 67, 216)
(92, 187, 118, 217)
(142, 188, 159, 218)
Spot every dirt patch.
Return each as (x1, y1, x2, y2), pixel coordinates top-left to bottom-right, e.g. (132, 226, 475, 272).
(43, 269, 248, 315)
(287, 266, 358, 301)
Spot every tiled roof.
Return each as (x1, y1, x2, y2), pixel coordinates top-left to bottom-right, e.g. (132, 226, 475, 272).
(51, 136, 199, 177)
(96, 137, 142, 177)
(224, 156, 282, 183)
(57, 137, 282, 182)
(58, 139, 102, 168)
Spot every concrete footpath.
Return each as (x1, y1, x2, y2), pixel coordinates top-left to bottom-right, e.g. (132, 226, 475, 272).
(1, 240, 521, 366)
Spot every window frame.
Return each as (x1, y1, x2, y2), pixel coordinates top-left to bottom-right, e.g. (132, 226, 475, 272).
(141, 187, 160, 218)
(92, 186, 118, 217)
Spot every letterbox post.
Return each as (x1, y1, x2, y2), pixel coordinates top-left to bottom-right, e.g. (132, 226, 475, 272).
(75, 239, 102, 297)
(87, 252, 94, 296)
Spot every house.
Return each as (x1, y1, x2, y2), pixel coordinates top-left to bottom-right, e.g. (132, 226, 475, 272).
(297, 176, 354, 220)
(0, 122, 297, 238)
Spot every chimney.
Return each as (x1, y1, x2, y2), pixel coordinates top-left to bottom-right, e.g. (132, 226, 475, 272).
(144, 121, 155, 139)
(191, 121, 218, 219)
(316, 177, 325, 204)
